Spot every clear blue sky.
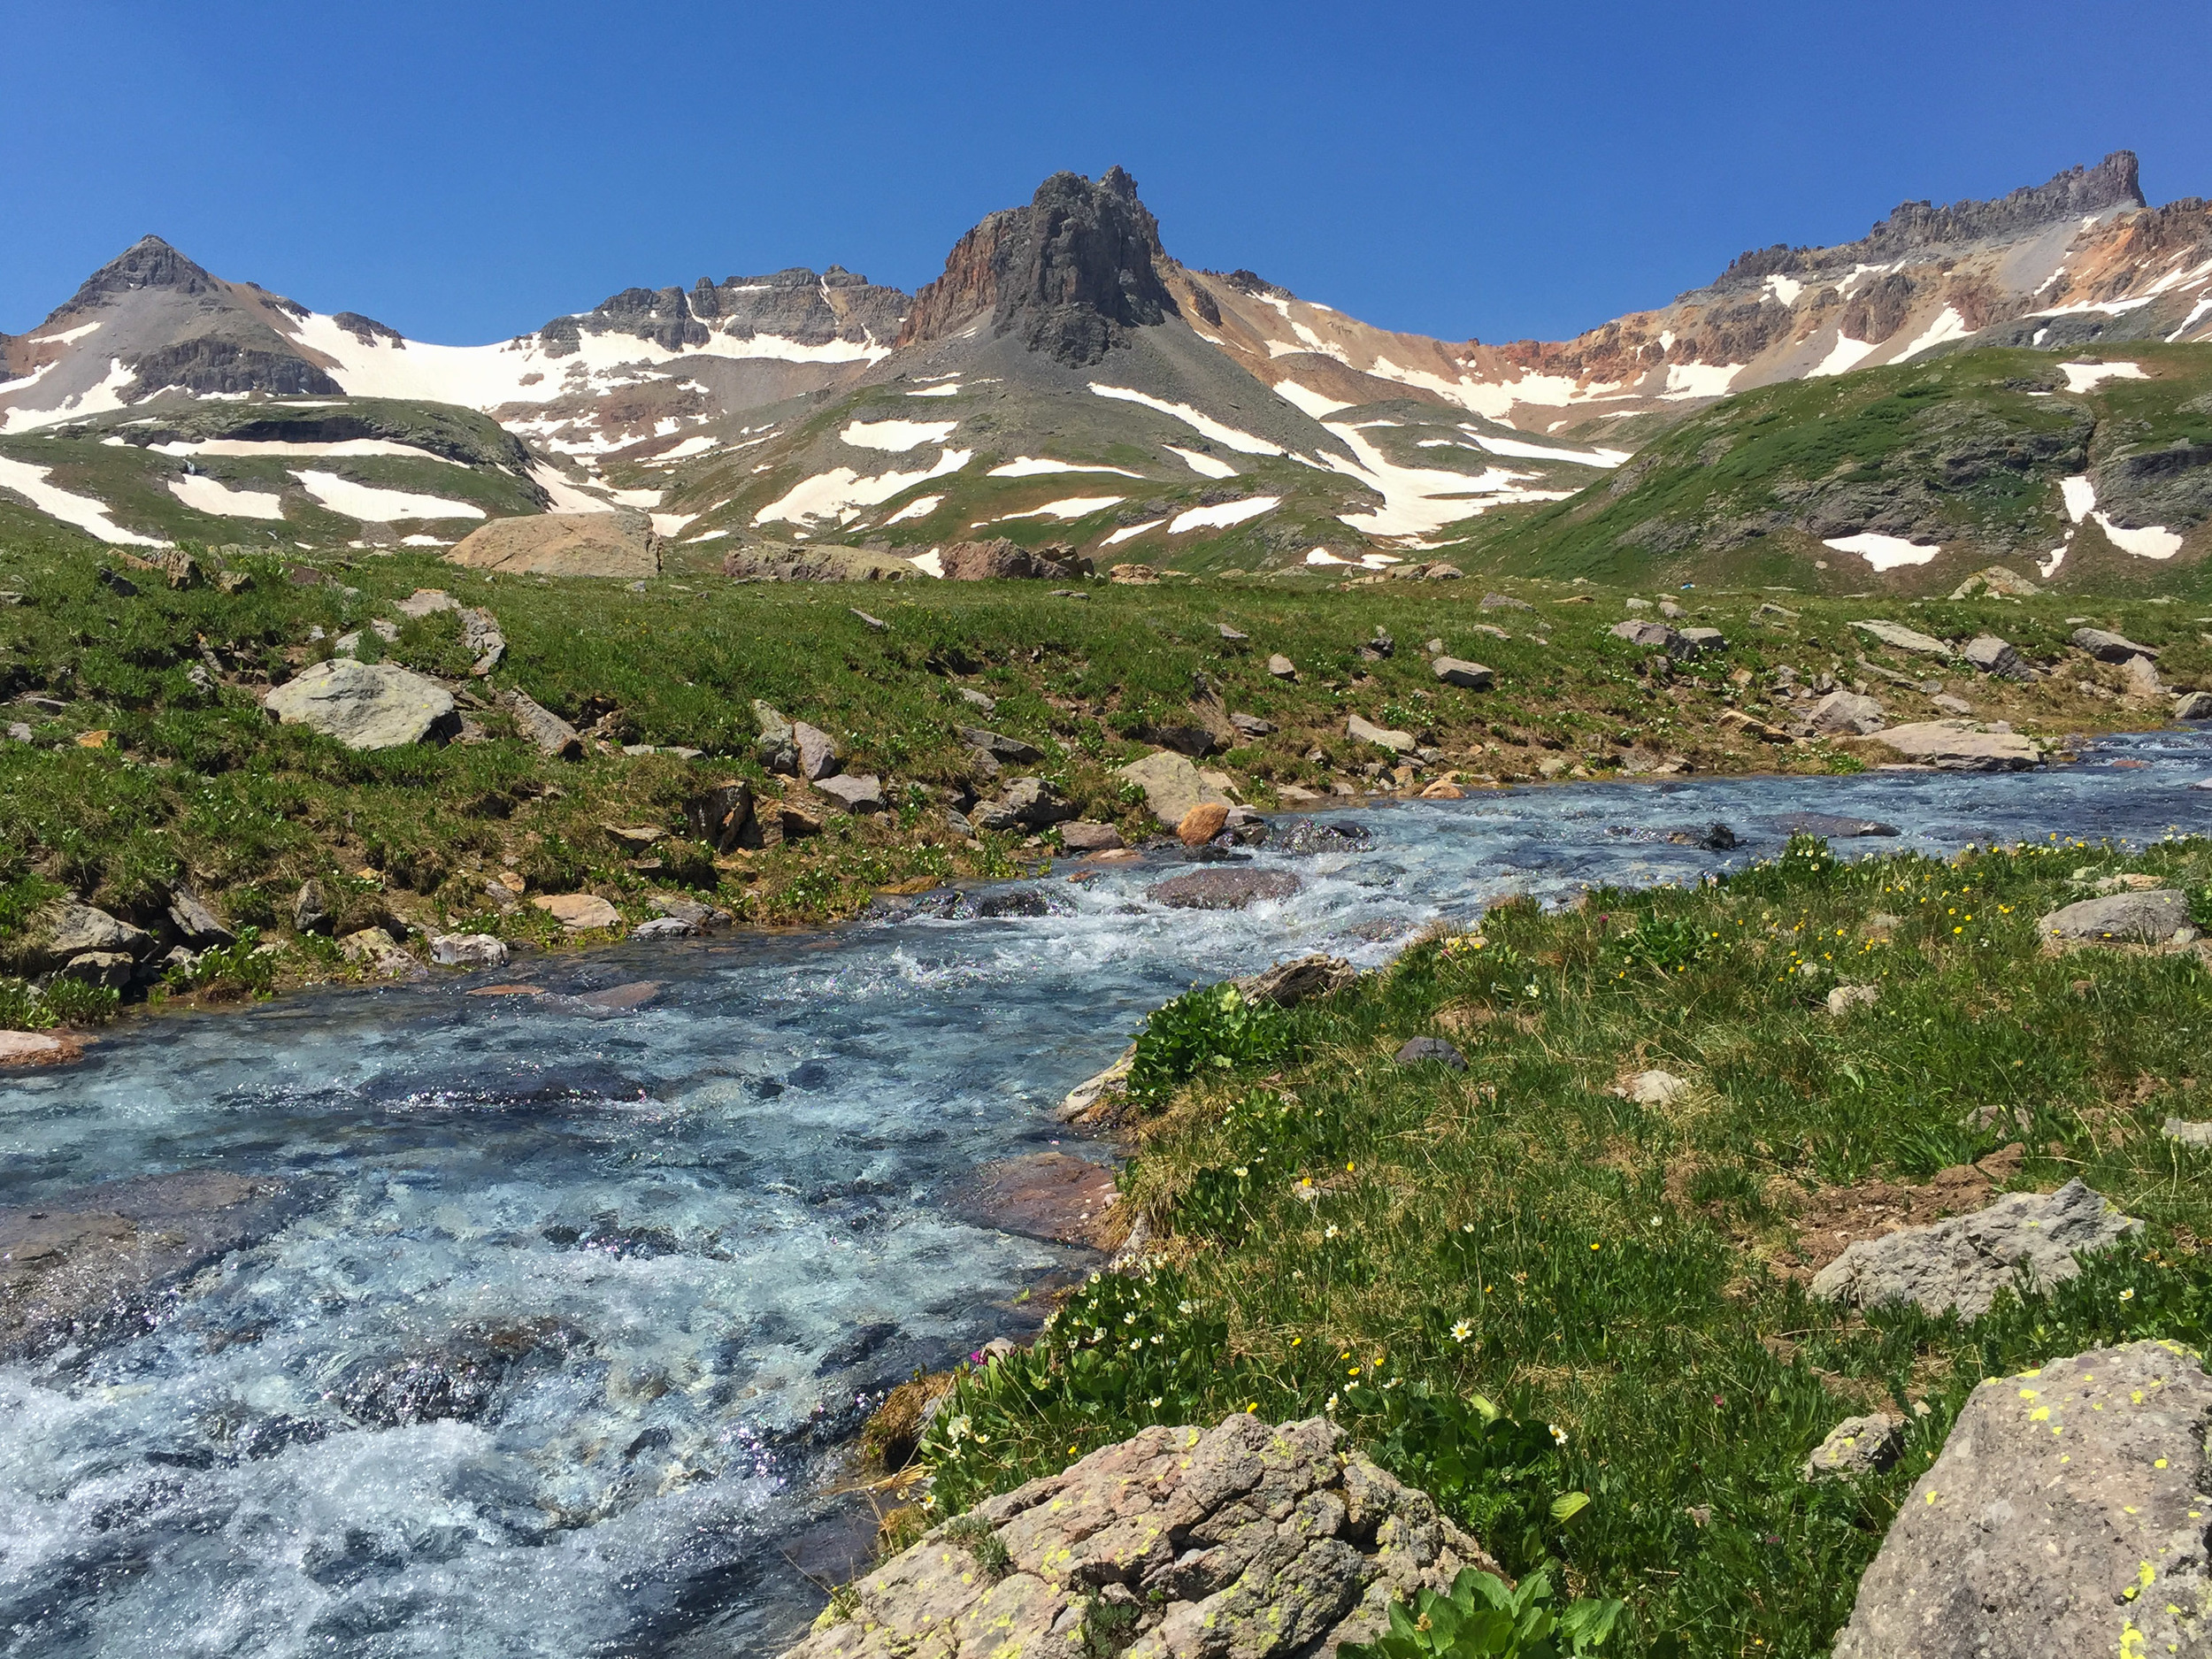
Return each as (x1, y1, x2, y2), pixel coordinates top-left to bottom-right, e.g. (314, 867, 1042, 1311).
(3, 0, 2207, 348)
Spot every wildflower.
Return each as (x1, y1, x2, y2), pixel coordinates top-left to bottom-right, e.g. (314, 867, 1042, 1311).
(2121, 1288, 2137, 1302)
(1149, 1396, 1163, 1409)
(1233, 1166, 1248, 1179)
(1549, 1424, 1568, 1448)
(1125, 1312, 1138, 1325)
(1325, 1224, 1340, 1240)
(1326, 1393, 1340, 1413)
(1451, 1318, 1473, 1342)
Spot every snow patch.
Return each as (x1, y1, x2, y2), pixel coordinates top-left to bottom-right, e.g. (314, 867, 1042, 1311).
(987, 495, 1125, 524)
(1088, 385, 1283, 455)
(908, 549, 944, 577)
(291, 471, 486, 521)
(1455, 430, 1626, 468)
(527, 463, 617, 515)
(150, 437, 462, 465)
(1661, 361, 1743, 398)
(0, 457, 167, 545)
(1102, 519, 1164, 546)
(2057, 360, 2147, 393)
(842, 418, 958, 453)
(26, 321, 100, 346)
(1303, 547, 1350, 565)
(1164, 446, 1237, 479)
(1763, 274, 1804, 306)
(2061, 474, 2098, 523)
(753, 450, 974, 526)
(987, 457, 1143, 479)
(1822, 532, 1940, 571)
(2029, 294, 2158, 319)
(883, 495, 942, 526)
(1167, 497, 1278, 534)
(1320, 423, 1568, 538)
(2093, 513, 2184, 559)
(649, 512, 697, 537)
(1809, 332, 1879, 379)
(1271, 380, 1354, 419)
(1894, 306, 1971, 361)
(167, 474, 285, 519)
(0, 357, 136, 434)
(906, 384, 961, 397)
(648, 435, 721, 462)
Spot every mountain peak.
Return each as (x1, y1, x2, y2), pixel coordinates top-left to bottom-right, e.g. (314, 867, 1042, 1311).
(896, 165, 1178, 365)
(1715, 151, 2148, 289)
(69, 234, 222, 307)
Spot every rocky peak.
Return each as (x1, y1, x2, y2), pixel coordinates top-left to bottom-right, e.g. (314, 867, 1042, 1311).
(897, 165, 1179, 365)
(1716, 151, 2148, 289)
(69, 234, 222, 307)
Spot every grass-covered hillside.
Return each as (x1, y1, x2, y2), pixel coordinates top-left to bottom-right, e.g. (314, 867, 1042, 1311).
(2, 526, 2208, 1019)
(1457, 344, 2212, 595)
(914, 835, 2212, 1655)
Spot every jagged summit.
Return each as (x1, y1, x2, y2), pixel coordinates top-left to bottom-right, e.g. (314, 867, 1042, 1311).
(897, 165, 1178, 365)
(1716, 151, 2147, 288)
(67, 234, 226, 307)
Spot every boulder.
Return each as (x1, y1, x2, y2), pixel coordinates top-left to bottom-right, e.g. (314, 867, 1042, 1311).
(1394, 1036, 1467, 1070)
(1146, 869, 1302, 910)
(445, 511, 661, 579)
(460, 606, 504, 675)
(1826, 983, 1881, 1016)
(1962, 634, 2032, 680)
(1809, 1178, 2140, 1317)
(2162, 1118, 2212, 1149)
(1058, 820, 1125, 852)
(1116, 750, 1232, 827)
(1609, 619, 1678, 650)
(165, 887, 234, 949)
(1676, 626, 1726, 656)
(1479, 592, 1532, 611)
(1107, 563, 1159, 584)
(939, 538, 1089, 580)
(43, 902, 152, 967)
(0, 1030, 81, 1067)
(629, 917, 693, 941)
(1178, 802, 1230, 846)
(1808, 690, 1886, 735)
(973, 777, 1072, 831)
(264, 660, 459, 750)
(1802, 1413, 1903, 1481)
(685, 780, 757, 853)
(293, 879, 334, 935)
(772, 1414, 1495, 1659)
(754, 702, 798, 773)
(429, 933, 508, 969)
(532, 894, 621, 931)
(62, 951, 136, 988)
(2175, 689, 2212, 720)
(1347, 713, 1415, 754)
(721, 543, 916, 582)
(1946, 565, 2039, 599)
(2037, 889, 2192, 945)
(1430, 657, 1494, 689)
(2121, 654, 2166, 702)
(1235, 954, 1356, 1008)
(1833, 1341, 2212, 1659)
(649, 895, 731, 930)
(958, 726, 1042, 764)
(1229, 711, 1274, 737)
(2072, 626, 2158, 663)
(502, 688, 582, 760)
(814, 773, 886, 814)
(793, 720, 842, 781)
(1266, 653, 1297, 680)
(1871, 720, 2043, 771)
(339, 927, 421, 977)
(1852, 619, 1953, 658)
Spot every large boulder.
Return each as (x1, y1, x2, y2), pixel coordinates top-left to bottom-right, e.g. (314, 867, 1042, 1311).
(940, 538, 1090, 580)
(445, 512, 661, 579)
(1962, 635, 2032, 681)
(1834, 1341, 2212, 1659)
(1347, 713, 1415, 754)
(2072, 626, 2159, 664)
(1810, 1178, 2139, 1317)
(2038, 889, 2193, 946)
(1430, 657, 1494, 689)
(1807, 690, 1886, 735)
(1870, 719, 2043, 771)
(1117, 749, 1232, 826)
(264, 660, 459, 750)
(722, 543, 917, 582)
(773, 1414, 1495, 1659)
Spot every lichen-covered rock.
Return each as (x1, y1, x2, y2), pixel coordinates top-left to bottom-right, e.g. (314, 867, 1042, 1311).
(1833, 1340, 2212, 1659)
(2038, 888, 2192, 946)
(1803, 1413, 1903, 1481)
(1810, 1178, 2140, 1317)
(263, 660, 458, 750)
(776, 1414, 1496, 1659)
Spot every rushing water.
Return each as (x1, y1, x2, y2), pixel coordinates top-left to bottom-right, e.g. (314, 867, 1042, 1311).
(2, 731, 2208, 1658)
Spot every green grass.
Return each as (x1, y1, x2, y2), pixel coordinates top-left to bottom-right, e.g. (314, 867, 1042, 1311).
(915, 834, 2212, 1655)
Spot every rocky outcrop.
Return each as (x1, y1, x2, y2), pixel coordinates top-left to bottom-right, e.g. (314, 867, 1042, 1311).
(1870, 719, 2043, 771)
(446, 513, 662, 579)
(2037, 889, 2193, 945)
(1834, 1340, 2212, 1659)
(895, 166, 1179, 365)
(722, 543, 918, 582)
(776, 1414, 1495, 1659)
(263, 660, 459, 750)
(939, 539, 1091, 580)
(1810, 1178, 2140, 1317)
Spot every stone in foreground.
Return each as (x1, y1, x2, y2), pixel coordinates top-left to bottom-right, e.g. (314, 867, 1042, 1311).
(1870, 719, 2042, 771)
(1807, 690, 1886, 735)
(1833, 1340, 2212, 1659)
(1394, 1036, 1467, 1070)
(1810, 1178, 2140, 1317)
(774, 1414, 1495, 1659)
(1347, 713, 1415, 753)
(2038, 889, 2192, 945)
(1803, 1413, 1903, 1481)
(814, 774, 886, 814)
(429, 933, 508, 969)
(263, 660, 459, 751)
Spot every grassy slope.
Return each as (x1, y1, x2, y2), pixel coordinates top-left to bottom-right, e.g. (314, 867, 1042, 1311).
(918, 838, 2212, 1655)
(1, 525, 2207, 1010)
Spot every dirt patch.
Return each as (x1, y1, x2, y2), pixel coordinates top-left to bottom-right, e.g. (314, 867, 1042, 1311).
(1774, 1143, 2025, 1281)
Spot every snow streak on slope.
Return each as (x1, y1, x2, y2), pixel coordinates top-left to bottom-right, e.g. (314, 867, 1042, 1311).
(1164, 446, 1238, 479)
(167, 474, 286, 518)
(1087, 386, 1283, 455)
(291, 471, 486, 521)
(841, 419, 958, 452)
(986, 457, 1145, 478)
(150, 438, 463, 465)
(753, 450, 974, 527)
(1319, 425, 1570, 539)
(0, 457, 167, 545)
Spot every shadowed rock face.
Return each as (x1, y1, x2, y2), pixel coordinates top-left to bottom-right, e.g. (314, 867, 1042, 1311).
(897, 166, 1179, 365)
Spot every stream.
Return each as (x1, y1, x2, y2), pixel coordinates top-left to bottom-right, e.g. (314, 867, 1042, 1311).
(2, 730, 2207, 1658)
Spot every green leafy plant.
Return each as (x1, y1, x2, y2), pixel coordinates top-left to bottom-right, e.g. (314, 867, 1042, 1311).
(167, 926, 279, 998)
(1339, 1567, 1623, 1659)
(0, 976, 55, 1032)
(40, 976, 120, 1025)
(1356, 1384, 1566, 1569)
(1616, 913, 1713, 977)
(1125, 982, 1289, 1107)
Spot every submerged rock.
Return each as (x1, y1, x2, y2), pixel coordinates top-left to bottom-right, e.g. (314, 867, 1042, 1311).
(773, 1413, 1496, 1659)
(1146, 869, 1302, 910)
(1834, 1341, 2212, 1659)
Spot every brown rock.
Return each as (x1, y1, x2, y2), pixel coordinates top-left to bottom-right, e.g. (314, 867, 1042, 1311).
(446, 512, 662, 579)
(1057, 820, 1124, 852)
(940, 538, 1091, 580)
(1108, 563, 1160, 585)
(1177, 802, 1231, 846)
(531, 893, 621, 930)
(0, 1030, 83, 1067)
(944, 1152, 1123, 1248)
(502, 687, 582, 760)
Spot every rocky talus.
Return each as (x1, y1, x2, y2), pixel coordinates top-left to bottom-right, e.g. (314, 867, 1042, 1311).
(777, 1413, 1494, 1659)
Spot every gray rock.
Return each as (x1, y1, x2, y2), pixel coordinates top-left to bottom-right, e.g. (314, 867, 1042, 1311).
(263, 660, 459, 750)
(1809, 1178, 2140, 1317)
(1871, 719, 2043, 771)
(684, 780, 756, 852)
(340, 927, 421, 977)
(460, 606, 504, 675)
(1676, 626, 1726, 656)
(2037, 888, 2192, 944)
(47, 902, 151, 964)
(1833, 1340, 2212, 1659)
(1802, 1413, 1903, 1481)
(2162, 1118, 2212, 1149)
(1629, 1070, 1690, 1107)
(1929, 693, 1974, 714)
(1430, 657, 1494, 689)
(1230, 711, 1274, 737)
(974, 777, 1075, 832)
(2072, 626, 2159, 663)
(792, 720, 841, 781)
(2122, 654, 2166, 700)
(629, 917, 694, 941)
(1217, 623, 1249, 642)
(851, 609, 887, 631)
(1480, 592, 1532, 611)
(1236, 954, 1356, 1008)
(1753, 601, 1800, 620)
(1146, 869, 1302, 910)
(753, 701, 797, 773)
(649, 895, 730, 929)
(1609, 619, 1679, 650)
(1057, 820, 1125, 852)
(1266, 653, 1297, 680)
(394, 588, 457, 619)
(497, 688, 580, 758)
(293, 879, 334, 935)
(1808, 690, 1886, 735)
(429, 933, 508, 969)
(2176, 690, 2212, 720)
(1347, 713, 1415, 753)
(1962, 634, 2032, 680)
(1394, 1036, 1467, 1070)
(1116, 750, 1231, 826)
(773, 1414, 1495, 1659)
(1852, 619, 1953, 658)
(165, 887, 234, 949)
(63, 951, 137, 988)
(1826, 982, 1881, 1016)
(958, 687, 996, 712)
(813, 773, 886, 814)
(958, 725, 1043, 764)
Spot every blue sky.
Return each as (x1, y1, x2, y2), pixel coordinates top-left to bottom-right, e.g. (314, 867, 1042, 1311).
(3, 0, 2206, 348)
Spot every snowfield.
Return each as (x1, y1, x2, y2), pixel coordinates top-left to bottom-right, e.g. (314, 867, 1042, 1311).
(168, 474, 286, 519)
(0, 457, 167, 545)
(291, 471, 486, 521)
